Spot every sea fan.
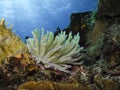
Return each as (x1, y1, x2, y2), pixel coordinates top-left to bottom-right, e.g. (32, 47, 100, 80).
(26, 28, 83, 73)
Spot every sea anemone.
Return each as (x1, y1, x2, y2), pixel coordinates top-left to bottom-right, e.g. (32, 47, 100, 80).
(26, 28, 83, 73)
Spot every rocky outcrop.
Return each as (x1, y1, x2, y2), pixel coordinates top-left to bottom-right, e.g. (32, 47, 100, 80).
(85, 0, 120, 89)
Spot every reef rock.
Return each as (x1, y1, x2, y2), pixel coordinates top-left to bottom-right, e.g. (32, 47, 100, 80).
(87, 0, 120, 58)
(94, 74, 120, 90)
(97, 0, 120, 18)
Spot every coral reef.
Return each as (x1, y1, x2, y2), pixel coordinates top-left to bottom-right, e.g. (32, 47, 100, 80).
(26, 28, 83, 73)
(0, 0, 120, 89)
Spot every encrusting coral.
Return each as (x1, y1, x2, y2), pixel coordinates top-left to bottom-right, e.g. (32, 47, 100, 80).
(0, 19, 27, 65)
(26, 28, 83, 73)
(18, 81, 79, 90)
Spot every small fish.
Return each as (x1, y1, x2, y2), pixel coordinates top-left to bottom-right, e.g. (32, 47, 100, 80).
(81, 24, 86, 30)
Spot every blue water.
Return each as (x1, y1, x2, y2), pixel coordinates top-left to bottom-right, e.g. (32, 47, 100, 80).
(0, 0, 98, 41)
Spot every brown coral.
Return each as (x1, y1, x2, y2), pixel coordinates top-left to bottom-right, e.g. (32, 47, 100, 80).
(18, 81, 79, 90)
(0, 19, 27, 65)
